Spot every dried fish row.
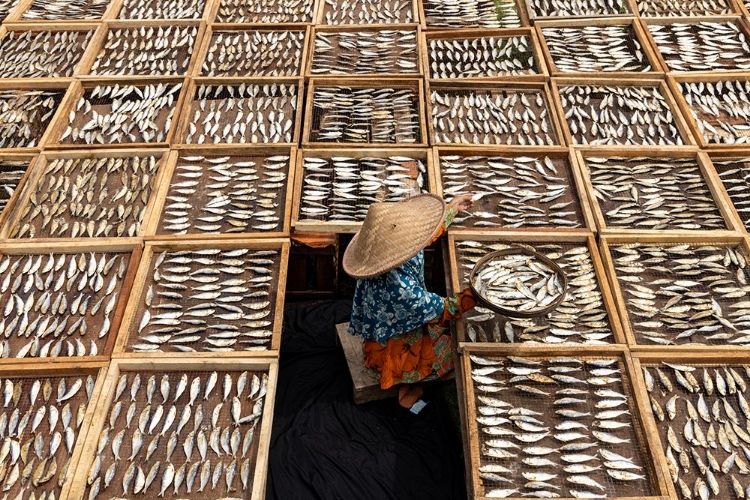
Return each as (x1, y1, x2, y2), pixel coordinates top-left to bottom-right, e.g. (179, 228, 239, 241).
(636, 0, 734, 16)
(648, 21, 750, 72)
(58, 83, 182, 146)
(678, 80, 750, 145)
(428, 35, 538, 79)
(0, 30, 93, 78)
(183, 84, 297, 145)
(0, 373, 95, 499)
(469, 354, 652, 499)
(542, 25, 652, 73)
(321, 0, 415, 24)
(157, 153, 289, 235)
(130, 247, 280, 353)
(311, 29, 419, 76)
(456, 240, 615, 345)
(422, 0, 522, 28)
(609, 242, 750, 346)
(118, 0, 205, 19)
(89, 26, 198, 77)
(82, 369, 269, 499)
(0, 0, 20, 22)
(527, 0, 629, 18)
(0, 90, 61, 149)
(9, 155, 163, 239)
(0, 250, 130, 358)
(214, 0, 315, 23)
(202, 30, 305, 77)
(439, 154, 585, 229)
(309, 85, 422, 144)
(558, 84, 685, 146)
(713, 157, 750, 232)
(643, 362, 750, 500)
(21, 0, 108, 19)
(430, 88, 558, 146)
(298, 155, 425, 223)
(0, 160, 30, 216)
(585, 156, 726, 231)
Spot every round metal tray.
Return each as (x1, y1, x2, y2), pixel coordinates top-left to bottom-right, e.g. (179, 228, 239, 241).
(469, 246, 569, 319)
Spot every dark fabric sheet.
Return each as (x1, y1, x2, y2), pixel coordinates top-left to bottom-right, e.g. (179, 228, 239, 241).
(266, 299, 466, 500)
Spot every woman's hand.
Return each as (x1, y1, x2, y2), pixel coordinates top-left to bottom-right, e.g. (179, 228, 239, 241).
(449, 193, 475, 214)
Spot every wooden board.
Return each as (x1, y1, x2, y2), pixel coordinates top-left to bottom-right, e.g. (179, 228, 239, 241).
(447, 230, 627, 349)
(460, 344, 670, 500)
(335, 322, 397, 403)
(599, 233, 750, 352)
(142, 146, 295, 241)
(292, 147, 433, 233)
(67, 357, 278, 500)
(432, 146, 596, 233)
(0, 148, 171, 242)
(112, 238, 288, 358)
(573, 146, 744, 236)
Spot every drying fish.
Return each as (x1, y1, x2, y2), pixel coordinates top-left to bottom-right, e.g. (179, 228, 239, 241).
(528, 0, 628, 17)
(715, 158, 750, 232)
(678, 79, 750, 145)
(429, 35, 537, 79)
(321, 0, 414, 23)
(118, 0, 204, 18)
(202, 29, 305, 77)
(0, 90, 61, 148)
(0, 160, 29, 215)
(0, 30, 93, 78)
(422, 0, 521, 28)
(637, 0, 733, 15)
(311, 29, 418, 76)
(214, 0, 315, 22)
(21, 0, 108, 19)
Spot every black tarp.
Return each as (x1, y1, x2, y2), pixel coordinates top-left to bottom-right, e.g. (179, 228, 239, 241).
(266, 300, 466, 500)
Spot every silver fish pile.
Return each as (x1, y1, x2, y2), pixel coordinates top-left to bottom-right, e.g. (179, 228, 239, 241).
(428, 35, 537, 79)
(714, 158, 750, 232)
(431, 88, 558, 146)
(184, 84, 296, 145)
(0, 30, 93, 78)
(457, 241, 614, 345)
(118, 0, 205, 18)
(202, 30, 305, 77)
(0, 374, 94, 500)
(559, 84, 685, 145)
(528, 0, 629, 18)
(648, 21, 750, 72)
(422, 0, 521, 28)
(214, 0, 315, 23)
(0, 90, 61, 149)
(440, 154, 584, 229)
(131, 248, 279, 353)
(89, 26, 198, 76)
(644, 362, 750, 500)
(473, 254, 564, 312)
(311, 86, 421, 144)
(611, 243, 750, 345)
(158, 154, 289, 235)
(21, 0, 108, 19)
(586, 156, 726, 230)
(543, 25, 651, 73)
(0, 0, 20, 22)
(636, 0, 733, 16)
(679, 80, 750, 145)
(321, 0, 415, 24)
(84, 370, 267, 499)
(0, 251, 129, 358)
(470, 354, 650, 499)
(59, 83, 182, 145)
(9, 155, 162, 239)
(298, 155, 424, 223)
(0, 161, 29, 215)
(311, 29, 418, 75)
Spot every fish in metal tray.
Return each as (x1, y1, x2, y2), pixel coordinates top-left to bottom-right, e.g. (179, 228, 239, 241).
(423, 0, 521, 28)
(429, 35, 536, 79)
(322, 0, 414, 24)
(0, 30, 93, 79)
(118, 0, 204, 19)
(203, 29, 305, 77)
(679, 79, 750, 145)
(311, 29, 418, 75)
(215, 0, 315, 23)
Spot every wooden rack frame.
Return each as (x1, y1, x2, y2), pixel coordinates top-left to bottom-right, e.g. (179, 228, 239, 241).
(67, 357, 278, 500)
(422, 28, 549, 82)
(599, 233, 750, 352)
(112, 238, 289, 358)
(704, 150, 750, 235)
(0, 148, 171, 242)
(431, 146, 597, 233)
(460, 344, 671, 500)
(573, 146, 744, 236)
(0, 152, 40, 237)
(446, 230, 627, 349)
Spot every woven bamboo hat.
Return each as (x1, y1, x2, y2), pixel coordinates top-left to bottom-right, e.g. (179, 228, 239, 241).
(343, 194, 446, 279)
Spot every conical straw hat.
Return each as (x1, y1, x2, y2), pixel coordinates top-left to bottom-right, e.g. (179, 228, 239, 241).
(343, 194, 446, 279)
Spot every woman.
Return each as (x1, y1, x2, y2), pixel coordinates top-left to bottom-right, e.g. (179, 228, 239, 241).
(343, 193, 477, 409)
